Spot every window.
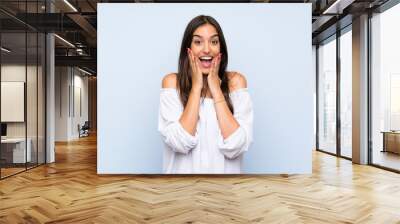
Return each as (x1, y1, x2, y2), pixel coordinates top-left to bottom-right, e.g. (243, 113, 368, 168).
(318, 36, 337, 154)
(371, 3, 400, 171)
(339, 28, 352, 158)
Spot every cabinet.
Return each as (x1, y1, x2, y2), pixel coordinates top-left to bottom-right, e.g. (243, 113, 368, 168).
(382, 131, 400, 154)
(0, 138, 32, 165)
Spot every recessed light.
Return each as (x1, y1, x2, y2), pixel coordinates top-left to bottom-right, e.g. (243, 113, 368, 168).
(78, 67, 93, 76)
(54, 34, 75, 48)
(1, 47, 11, 53)
(63, 0, 78, 12)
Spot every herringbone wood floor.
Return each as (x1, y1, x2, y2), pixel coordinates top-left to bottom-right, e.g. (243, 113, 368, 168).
(1, 135, 400, 224)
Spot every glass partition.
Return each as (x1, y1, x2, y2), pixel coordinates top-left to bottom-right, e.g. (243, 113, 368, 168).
(26, 0, 45, 169)
(38, 32, 45, 165)
(27, 31, 38, 169)
(317, 36, 337, 155)
(1, 31, 28, 177)
(0, 1, 46, 179)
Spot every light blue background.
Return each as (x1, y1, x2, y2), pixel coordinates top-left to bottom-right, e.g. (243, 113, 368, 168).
(98, 3, 313, 174)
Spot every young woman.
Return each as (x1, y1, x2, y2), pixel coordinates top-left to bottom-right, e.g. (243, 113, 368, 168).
(158, 15, 253, 174)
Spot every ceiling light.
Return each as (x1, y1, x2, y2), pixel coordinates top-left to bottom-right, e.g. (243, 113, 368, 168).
(1, 47, 11, 53)
(78, 67, 92, 76)
(63, 0, 78, 12)
(322, 0, 354, 14)
(54, 34, 75, 48)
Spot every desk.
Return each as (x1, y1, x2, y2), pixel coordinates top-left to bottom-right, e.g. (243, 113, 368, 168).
(381, 131, 400, 154)
(1, 138, 31, 163)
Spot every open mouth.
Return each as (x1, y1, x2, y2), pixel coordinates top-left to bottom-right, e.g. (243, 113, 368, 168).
(199, 56, 213, 68)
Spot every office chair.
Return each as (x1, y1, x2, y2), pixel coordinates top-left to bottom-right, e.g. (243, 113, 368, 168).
(79, 121, 90, 138)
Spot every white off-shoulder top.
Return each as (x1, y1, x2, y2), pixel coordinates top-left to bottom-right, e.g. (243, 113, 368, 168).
(158, 88, 253, 174)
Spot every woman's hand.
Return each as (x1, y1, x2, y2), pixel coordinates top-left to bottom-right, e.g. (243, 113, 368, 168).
(187, 48, 203, 92)
(208, 53, 222, 96)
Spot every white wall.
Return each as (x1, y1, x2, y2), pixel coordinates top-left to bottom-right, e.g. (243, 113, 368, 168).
(55, 67, 89, 141)
(1, 66, 26, 128)
(55, 66, 69, 141)
(98, 3, 313, 174)
(1, 65, 39, 138)
(73, 71, 89, 138)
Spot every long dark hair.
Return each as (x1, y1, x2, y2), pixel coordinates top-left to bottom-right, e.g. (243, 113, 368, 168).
(177, 15, 233, 113)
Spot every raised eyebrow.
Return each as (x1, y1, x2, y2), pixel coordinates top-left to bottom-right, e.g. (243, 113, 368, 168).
(193, 34, 219, 39)
(210, 34, 219, 39)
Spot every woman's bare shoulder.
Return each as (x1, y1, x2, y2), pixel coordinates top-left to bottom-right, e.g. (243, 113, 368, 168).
(227, 71, 247, 91)
(162, 73, 177, 88)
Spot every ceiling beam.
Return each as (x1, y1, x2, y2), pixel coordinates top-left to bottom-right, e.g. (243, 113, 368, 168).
(55, 55, 96, 69)
(67, 13, 97, 46)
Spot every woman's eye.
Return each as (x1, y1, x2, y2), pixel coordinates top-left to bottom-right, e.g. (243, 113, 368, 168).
(211, 40, 219, 45)
(193, 40, 201, 45)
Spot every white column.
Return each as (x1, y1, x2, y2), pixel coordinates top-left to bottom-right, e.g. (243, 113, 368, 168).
(46, 33, 55, 163)
(46, 1, 55, 163)
(352, 14, 369, 164)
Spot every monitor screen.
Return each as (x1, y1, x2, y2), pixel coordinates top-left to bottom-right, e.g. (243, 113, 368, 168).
(1, 123, 7, 137)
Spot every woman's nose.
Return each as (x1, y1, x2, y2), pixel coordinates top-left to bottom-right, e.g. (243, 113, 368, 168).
(202, 43, 210, 53)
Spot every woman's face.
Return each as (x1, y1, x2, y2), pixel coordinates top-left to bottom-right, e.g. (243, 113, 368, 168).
(190, 23, 221, 75)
